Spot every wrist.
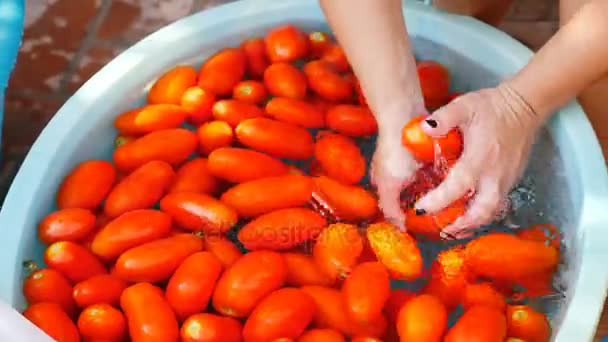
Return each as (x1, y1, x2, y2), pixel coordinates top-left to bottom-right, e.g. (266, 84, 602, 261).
(376, 100, 427, 136)
(499, 80, 549, 129)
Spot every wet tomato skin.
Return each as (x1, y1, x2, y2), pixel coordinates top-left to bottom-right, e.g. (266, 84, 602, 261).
(57, 160, 116, 210)
(44, 241, 107, 283)
(445, 305, 507, 342)
(181, 313, 243, 342)
(198, 48, 246, 96)
(181, 86, 216, 125)
(77, 303, 127, 341)
(197, 120, 234, 156)
(264, 62, 308, 100)
(72, 274, 128, 308)
(147, 65, 197, 105)
(342, 262, 391, 324)
(204, 235, 243, 268)
(38, 208, 96, 245)
(242, 37, 269, 79)
(265, 24, 310, 63)
(23, 268, 76, 316)
(23, 302, 80, 342)
(160, 192, 238, 233)
(207, 147, 289, 183)
(397, 294, 447, 342)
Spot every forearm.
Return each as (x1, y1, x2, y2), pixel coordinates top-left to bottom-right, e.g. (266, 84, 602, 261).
(319, 0, 423, 136)
(509, 0, 608, 121)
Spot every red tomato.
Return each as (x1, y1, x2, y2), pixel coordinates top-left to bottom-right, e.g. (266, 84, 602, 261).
(169, 157, 221, 195)
(207, 147, 289, 183)
(384, 289, 415, 324)
(114, 104, 188, 135)
(148, 65, 197, 105)
(181, 86, 216, 125)
(23, 302, 80, 342)
(312, 176, 378, 222)
(283, 252, 334, 287)
(266, 97, 325, 128)
(325, 105, 377, 137)
(462, 282, 506, 311)
(265, 24, 310, 62)
(236, 118, 315, 160)
(198, 48, 246, 96)
(401, 115, 463, 163)
(160, 192, 238, 233)
(313, 223, 363, 281)
(321, 44, 350, 72)
(23, 268, 76, 316)
(44, 241, 107, 283)
(397, 294, 447, 342)
(242, 37, 269, 79)
(197, 120, 234, 155)
(342, 262, 390, 324)
(304, 60, 353, 102)
(308, 31, 333, 58)
(366, 222, 423, 280)
(56, 160, 116, 210)
(314, 132, 365, 185)
(203, 235, 243, 268)
(445, 305, 507, 342)
(516, 223, 561, 250)
(423, 246, 468, 310)
(264, 62, 308, 99)
(233, 80, 268, 104)
(299, 329, 345, 342)
(181, 313, 243, 342)
(38, 208, 96, 245)
(417, 60, 450, 110)
(72, 274, 128, 308)
(77, 303, 127, 341)
(405, 199, 466, 240)
(212, 99, 265, 127)
(506, 305, 551, 342)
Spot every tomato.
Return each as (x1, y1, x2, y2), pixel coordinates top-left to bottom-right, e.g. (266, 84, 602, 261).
(221, 174, 313, 217)
(242, 37, 269, 79)
(181, 313, 243, 342)
(38, 208, 96, 244)
(342, 262, 390, 324)
(113, 128, 198, 171)
(197, 120, 234, 155)
(236, 118, 315, 160)
(243, 288, 316, 341)
(325, 105, 377, 137)
(204, 235, 243, 268)
(238, 208, 327, 250)
(417, 60, 450, 110)
(304, 60, 353, 102)
(115, 135, 136, 147)
(384, 289, 415, 324)
(23, 269, 75, 316)
(506, 305, 551, 342)
(114, 233, 203, 283)
(265, 24, 309, 63)
(444, 305, 507, 342)
(351, 338, 382, 342)
(321, 44, 349, 72)
(314, 132, 365, 185)
(284, 252, 334, 287)
(423, 246, 468, 309)
(169, 158, 221, 195)
(464, 233, 559, 281)
(181, 86, 216, 125)
(57, 160, 116, 210)
(104, 160, 175, 218)
(404, 199, 466, 240)
(263, 62, 308, 99)
(366, 222, 423, 280)
(121, 282, 179, 342)
(207, 147, 289, 183)
(266, 97, 325, 128)
(462, 282, 506, 311)
(23, 302, 80, 342)
(397, 294, 447, 342)
(77, 303, 127, 341)
(114, 104, 188, 135)
(160, 192, 238, 233)
(313, 223, 363, 280)
(352, 77, 368, 107)
(446, 92, 462, 103)
(198, 48, 246, 96)
(44, 241, 106, 283)
(147, 65, 197, 105)
(73, 274, 127, 308)
(91, 209, 172, 260)
(301, 286, 352, 334)
(212, 250, 287, 318)
(300, 329, 345, 342)
(212, 99, 265, 127)
(516, 223, 561, 250)
(401, 115, 463, 163)
(166, 252, 223, 320)
(233, 80, 268, 104)
(308, 31, 332, 58)
(312, 176, 378, 222)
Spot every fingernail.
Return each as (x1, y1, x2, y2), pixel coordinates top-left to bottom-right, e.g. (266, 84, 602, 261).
(425, 119, 437, 128)
(415, 208, 426, 216)
(440, 231, 457, 240)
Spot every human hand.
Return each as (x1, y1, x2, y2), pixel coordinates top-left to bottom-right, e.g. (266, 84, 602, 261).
(414, 83, 542, 239)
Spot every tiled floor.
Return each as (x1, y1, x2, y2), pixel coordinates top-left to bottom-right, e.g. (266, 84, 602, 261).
(1, 0, 607, 339)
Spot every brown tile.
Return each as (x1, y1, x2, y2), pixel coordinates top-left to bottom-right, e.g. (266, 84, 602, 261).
(67, 44, 125, 92)
(97, 0, 141, 40)
(499, 20, 558, 50)
(506, 0, 553, 21)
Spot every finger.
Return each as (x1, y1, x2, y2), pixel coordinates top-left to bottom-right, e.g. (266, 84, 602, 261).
(376, 180, 406, 231)
(421, 97, 472, 137)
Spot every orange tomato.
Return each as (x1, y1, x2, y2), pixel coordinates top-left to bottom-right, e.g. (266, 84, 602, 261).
(314, 132, 365, 185)
(160, 192, 238, 233)
(212, 99, 265, 127)
(462, 282, 506, 311)
(169, 158, 221, 195)
(207, 147, 289, 183)
(44, 241, 106, 283)
(417, 60, 450, 110)
(506, 305, 551, 342)
(221, 174, 313, 217)
(238, 208, 327, 250)
(313, 223, 363, 280)
(114, 104, 188, 135)
(326, 105, 377, 137)
(114, 233, 203, 283)
(397, 294, 447, 342)
(181, 313, 243, 342)
(242, 37, 269, 79)
(304, 60, 353, 102)
(266, 97, 325, 128)
(91, 209, 172, 260)
(181, 86, 216, 125)
(198, 48, 246, 96)
(366, 222, 423, 281)
(166, 252, 223, 320)
(212, 250, 287, 318)
(321, 44, 350, 72)
(23, 302, 80, 342)
(516, 223, 561, 250)
(73, 274, 128, 308)
(23, 269, 75, 316)
(243, 288, 316, 341)
(404, 199, 466, 240)
(401, 115, 463, 163)
(121, 282, 179, 342)
(444, 305, 507, 342)
(384, 289, 415, 324)
(203, 235, 243, 268)
(115, 134, 136, 147)
(236, 118, 315, 160)
(284, 252, 334, 287)
(265, 24, 310, 63)
(57, 160, 116, 210)
(148, 65, 197, 105)
(308, 31, 333, 58)
(423, 246, 468, 309)
(301, 286, 352, 334)
(342, 262, 390, 323)
(351, 338, 382, 342)
(113, 128, 198, 171)
(38, 208, 96, 244)
(464, 233, 559, 281)
(312, 176, 378, 222)
(264, 62, 308, 99)
(233, 80, 268, 104)
(77, 303, 127, 341)
(197, 120, 234, 155)
(299, 329, 345, 342)
(104, 160, 175, 218)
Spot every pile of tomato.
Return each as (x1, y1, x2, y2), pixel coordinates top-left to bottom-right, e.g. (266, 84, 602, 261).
(21, 24, 562, 342)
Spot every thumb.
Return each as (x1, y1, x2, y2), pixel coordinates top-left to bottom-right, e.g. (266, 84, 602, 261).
(421, 97, 471, 137)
